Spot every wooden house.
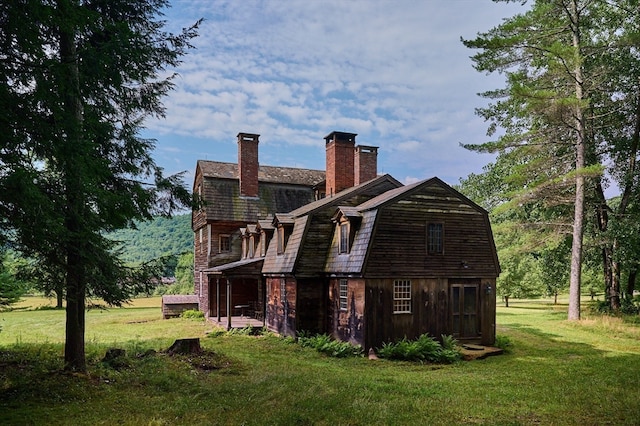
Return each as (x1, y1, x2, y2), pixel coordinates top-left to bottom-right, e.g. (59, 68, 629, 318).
(192, 131, 379, 325)
(260, 176, 500, 349)
(193, 131, 499, 348)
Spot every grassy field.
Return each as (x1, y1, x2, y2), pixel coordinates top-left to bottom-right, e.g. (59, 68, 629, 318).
(1, 296, 639, 425)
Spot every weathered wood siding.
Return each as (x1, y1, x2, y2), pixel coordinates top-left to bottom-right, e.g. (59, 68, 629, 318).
(363, 277, 495, 350)
(328, 278, 365, 347)
(265, 276, 297, 337)
(161, 295, 199, 319)
(364, 183, 499, 278)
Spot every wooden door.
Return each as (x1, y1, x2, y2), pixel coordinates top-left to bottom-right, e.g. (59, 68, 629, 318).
(450, 283, 480, 338)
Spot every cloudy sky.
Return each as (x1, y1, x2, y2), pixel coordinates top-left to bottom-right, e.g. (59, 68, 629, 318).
(145, 0, 528, 187)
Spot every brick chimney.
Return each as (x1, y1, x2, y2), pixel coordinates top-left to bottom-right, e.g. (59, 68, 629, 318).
(237, 132, 260, 197)
(325, 131, 356, 196)
(354, 145, 378, 185)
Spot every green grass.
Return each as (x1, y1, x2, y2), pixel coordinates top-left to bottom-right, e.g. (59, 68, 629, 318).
(1, 296, 639, 425)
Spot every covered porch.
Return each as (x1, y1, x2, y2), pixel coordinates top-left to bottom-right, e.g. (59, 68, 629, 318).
(204, 257, 266, 330)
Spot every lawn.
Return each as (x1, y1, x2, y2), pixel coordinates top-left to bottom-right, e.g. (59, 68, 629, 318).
(1, 296, 639, 425)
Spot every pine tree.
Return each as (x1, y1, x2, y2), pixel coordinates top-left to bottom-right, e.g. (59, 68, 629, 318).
(0, 0, 200, 371)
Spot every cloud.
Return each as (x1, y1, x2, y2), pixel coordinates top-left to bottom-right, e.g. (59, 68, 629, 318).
(149, 0, 526, 183)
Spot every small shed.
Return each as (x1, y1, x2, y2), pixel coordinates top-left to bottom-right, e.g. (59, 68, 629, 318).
(161, 295, 199, 319)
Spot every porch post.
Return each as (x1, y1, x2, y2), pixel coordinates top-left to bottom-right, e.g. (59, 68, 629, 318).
(226, 279, 232, 330)
(216, 278, 221, 322)
(260, 276, 266, 326)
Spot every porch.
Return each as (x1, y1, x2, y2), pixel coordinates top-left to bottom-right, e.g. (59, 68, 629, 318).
(209, 315, 265, 330)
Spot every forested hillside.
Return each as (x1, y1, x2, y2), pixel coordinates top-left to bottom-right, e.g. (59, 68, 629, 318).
(107, 214, 193, 265)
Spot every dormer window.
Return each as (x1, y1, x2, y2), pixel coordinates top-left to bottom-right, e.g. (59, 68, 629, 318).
(277, 226, 286, 255)
(249, 234, 256, 258)
(427, 223, 444, 255)
(339, 222, 350, 254)
(260, 230, 267, 257)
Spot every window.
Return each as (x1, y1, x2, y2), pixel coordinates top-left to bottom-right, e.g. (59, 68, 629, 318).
(260, 231, 267, 257)
(339, 222, 349, 254)
(427, 223, 444, 254)
(393, 279, 411, 313)
(219, 235, 230, 253)
(249, 235, 256, 258)
(241, 236, 248, 259)
(339, 279, 348, 311)
(277, 227, 285, 255)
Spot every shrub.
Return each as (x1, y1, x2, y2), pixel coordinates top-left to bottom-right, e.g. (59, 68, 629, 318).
(494, 334, 513, 353)
(376, 334, 461, 363)
(180, 309, 204, 320)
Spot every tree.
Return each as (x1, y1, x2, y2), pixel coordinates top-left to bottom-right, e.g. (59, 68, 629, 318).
(462, 0, 636, 320)
(175, 251, 194, 289)
(0, 250, 27, 310)
(0, 0, 200, 371)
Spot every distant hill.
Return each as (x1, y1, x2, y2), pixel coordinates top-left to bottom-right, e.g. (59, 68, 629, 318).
(107, 214, 193, 265)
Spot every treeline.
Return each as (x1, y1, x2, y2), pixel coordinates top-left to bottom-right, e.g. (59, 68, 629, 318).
(107, 214, 193, 266)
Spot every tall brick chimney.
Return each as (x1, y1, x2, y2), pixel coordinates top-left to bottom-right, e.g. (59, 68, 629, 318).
(354, 145, 378, 185)
(325, 131, 356, 197)
(237, 132, 260, 198)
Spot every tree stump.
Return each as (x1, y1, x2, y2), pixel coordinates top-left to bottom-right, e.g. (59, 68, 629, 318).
(102, 348, 126, 362)
(166, 338, 202, 355)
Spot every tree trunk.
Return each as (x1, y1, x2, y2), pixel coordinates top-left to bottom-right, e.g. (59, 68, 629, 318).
(627, 269, 637, 297)
(504, 295, 509, 308)
(58, 0, 87, 372)
(609, 254, 621, 310)
(568, 0, 585, 321)
(56, 289, 64, 309)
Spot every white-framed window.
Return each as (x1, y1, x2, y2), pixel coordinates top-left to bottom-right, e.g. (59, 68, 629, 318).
(339, 222, 349, 254)
(339, 279, 348, 311)
(393, 279, 412, 314)
(427, 223, 444, 254)
(219, 234, 230, 253)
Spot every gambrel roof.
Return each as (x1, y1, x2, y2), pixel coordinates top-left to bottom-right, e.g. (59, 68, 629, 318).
(262, 174, 403, 276)
(324, 177, 500, 276)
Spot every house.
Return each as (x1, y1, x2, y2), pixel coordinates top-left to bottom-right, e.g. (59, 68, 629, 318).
(195, 132, 500, 349)
(192, 131, 379, 324)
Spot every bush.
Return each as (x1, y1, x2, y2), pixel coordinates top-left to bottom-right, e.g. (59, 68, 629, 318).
(180, 309, 204, 320)
(494, 334, 513, 353)
(376, 334, 461, 363)
(297, 333, 363, 358)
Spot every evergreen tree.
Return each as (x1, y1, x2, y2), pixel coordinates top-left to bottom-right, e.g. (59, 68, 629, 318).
(0, 0, 200, 371)
(463, 0, 640, 318)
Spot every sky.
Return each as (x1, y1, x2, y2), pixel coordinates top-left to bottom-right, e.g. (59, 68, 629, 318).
(144, 0, 529, 188)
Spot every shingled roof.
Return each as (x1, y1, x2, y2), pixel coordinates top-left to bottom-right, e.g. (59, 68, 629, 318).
(197, 160, 325, 186)
(195, 160, 326, 223)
